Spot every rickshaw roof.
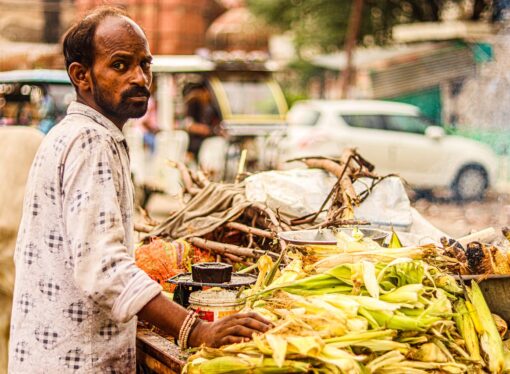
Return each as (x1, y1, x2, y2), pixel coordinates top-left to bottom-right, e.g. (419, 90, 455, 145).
(0, 69, 71, 84)
(151, 55, 215, 73)
(152, 54, 277, 73)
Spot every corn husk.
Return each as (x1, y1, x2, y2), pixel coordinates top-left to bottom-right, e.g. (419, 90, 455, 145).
(187, 251, 500, 373)
(467, 281, 505, 373)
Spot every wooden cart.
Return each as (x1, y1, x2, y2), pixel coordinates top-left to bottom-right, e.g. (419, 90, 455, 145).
(136, 328, 187, 374)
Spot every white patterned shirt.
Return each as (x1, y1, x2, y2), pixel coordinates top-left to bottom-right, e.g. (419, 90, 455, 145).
(9, 102, 162, 373)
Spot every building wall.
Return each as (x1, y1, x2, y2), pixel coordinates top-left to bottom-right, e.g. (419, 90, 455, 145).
(0, 0, 75, 43)
(74, 0, 220, 55)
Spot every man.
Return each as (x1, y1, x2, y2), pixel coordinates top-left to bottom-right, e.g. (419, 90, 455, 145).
(9, 7, 270, 373)
(0, 127, 43, 373)
(183, 83, 221, 160)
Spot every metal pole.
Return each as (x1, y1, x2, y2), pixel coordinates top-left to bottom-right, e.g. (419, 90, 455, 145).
(156, 74, 174, 132)
(341, 0, 364, 99)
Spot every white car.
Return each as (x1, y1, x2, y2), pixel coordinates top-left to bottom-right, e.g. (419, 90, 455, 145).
(279, 100, 498, 200)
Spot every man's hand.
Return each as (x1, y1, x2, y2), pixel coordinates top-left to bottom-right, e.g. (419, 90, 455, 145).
(138, 294, 273, 349)
(189, 312, 272, 348)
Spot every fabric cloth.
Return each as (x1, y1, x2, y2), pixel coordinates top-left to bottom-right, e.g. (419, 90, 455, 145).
(0, 126, 44, 374)
(9, 102, 162, 373)
(149, 182, 251, 240)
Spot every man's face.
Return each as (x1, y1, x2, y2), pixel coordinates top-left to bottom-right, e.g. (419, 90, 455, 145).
(89, 16, 152, 123)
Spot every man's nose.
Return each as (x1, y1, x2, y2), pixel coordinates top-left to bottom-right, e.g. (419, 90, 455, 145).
(131, 65, 150, 87)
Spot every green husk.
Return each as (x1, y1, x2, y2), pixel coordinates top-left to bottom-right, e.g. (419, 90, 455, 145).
(466, 281, 505, 373)
(187, 255, 496, 374)
(453, 299, 482, 363)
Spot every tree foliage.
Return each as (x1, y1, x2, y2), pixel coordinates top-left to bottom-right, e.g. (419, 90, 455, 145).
(246, 0, 493, 52)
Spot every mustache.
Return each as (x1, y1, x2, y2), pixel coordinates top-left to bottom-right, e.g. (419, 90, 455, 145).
(121, 86, 151, 100)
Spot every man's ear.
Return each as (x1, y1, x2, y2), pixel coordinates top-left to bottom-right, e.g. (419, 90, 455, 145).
(68, 62, 91, 92)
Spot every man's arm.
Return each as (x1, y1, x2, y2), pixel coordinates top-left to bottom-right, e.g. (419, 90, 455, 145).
(138, 293, 272, 348)
(185, 99, 213, 137)
(63, 135, 161, 321)
(63, 133, 271, 347)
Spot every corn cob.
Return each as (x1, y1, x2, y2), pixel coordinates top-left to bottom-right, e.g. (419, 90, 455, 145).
(465, 300, 484, 335)
(489, 245, 510, 274)
(453, 299, 482, 363)
(466, 281, 505, 373)
(466, 242, 492, 274)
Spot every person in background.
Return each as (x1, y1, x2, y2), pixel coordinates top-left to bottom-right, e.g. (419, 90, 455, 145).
(0, 126, 43, 373)
(16, 103, 32, 127)
(183, 83, 222, 160)
(9, 7, 270, 373)
(38, 86, 58, 134)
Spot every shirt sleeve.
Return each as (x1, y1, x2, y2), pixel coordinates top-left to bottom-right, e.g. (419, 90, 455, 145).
(62, 133, 161, 323)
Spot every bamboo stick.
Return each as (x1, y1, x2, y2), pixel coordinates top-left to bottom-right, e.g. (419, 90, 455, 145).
(134, 222, 155, 233)
(166, 160, 201, 195)
(250, 202, 284, 233)
(188, 237, 257, 258)
(196, 169, 210, 188)
(225, 222, 274, 239)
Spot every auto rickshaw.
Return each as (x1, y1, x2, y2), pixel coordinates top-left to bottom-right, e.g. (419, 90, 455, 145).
(0, 69, 75, 133)
(146, 52, 288, 185)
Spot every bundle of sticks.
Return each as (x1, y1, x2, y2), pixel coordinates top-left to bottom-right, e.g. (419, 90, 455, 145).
(135, 148, 384, 266)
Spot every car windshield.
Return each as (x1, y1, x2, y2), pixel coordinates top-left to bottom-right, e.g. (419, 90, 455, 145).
(216, 76, 280, 116)
(288, 106, 321, 126)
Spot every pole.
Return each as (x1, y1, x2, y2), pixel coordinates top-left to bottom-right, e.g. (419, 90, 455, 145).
(156, 74, 174, 132)
(341, 0, 364, 99)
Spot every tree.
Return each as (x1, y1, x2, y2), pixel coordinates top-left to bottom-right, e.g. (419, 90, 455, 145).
(247, 0, 493, 52)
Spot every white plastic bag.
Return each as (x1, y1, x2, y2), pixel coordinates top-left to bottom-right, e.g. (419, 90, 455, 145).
(245, 170, 413, 229)
(245, 169, 336, 218)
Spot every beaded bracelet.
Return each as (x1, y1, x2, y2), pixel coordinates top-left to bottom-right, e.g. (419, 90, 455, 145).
(178, 312, 193, 347)
(182, 314, 200, 349)
(178, 311, 198, 350)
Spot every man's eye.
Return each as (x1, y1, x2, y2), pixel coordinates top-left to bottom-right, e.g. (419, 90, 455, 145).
(141, 61, 152, 70)
(113, 62, 126, 70)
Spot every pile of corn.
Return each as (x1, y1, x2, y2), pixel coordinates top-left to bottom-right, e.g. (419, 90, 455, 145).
(184, 254, 509, 373)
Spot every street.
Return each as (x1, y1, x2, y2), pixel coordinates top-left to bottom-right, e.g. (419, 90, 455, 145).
(414, 192, 510, 238)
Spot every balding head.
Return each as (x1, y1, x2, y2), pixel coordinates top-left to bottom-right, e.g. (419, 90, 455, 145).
(62, 6, 153, 128)
(63, 6, 133, 70)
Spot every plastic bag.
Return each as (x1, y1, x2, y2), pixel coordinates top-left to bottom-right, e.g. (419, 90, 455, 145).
(245, 170, 413, 230)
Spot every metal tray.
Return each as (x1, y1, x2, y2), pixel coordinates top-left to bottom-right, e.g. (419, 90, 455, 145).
(454, 274, 510, 281)
(278, 228, 389, 245)
(167, 272, 257, 288)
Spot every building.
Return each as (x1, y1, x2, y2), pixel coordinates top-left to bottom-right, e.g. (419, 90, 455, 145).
(75, 0, 224, 55)
(309, 21, 494, 125)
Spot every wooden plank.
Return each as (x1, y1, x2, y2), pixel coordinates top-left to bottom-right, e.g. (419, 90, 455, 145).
(137, 350, 177, 374)
(136, 328, 187, 373)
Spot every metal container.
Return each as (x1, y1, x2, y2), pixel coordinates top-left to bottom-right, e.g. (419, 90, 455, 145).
(189, 289, 245, 322)
(191, 262, 233, 284)
(278, 227, 389, 246)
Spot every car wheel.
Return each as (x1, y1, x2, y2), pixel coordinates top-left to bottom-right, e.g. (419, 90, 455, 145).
(452, 164, 489, 201)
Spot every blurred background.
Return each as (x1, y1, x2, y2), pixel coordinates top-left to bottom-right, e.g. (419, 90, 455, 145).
(2, 0, 510, 237)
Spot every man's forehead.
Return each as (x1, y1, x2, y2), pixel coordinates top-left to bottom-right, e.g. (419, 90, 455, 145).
(94, 16, 149, 55)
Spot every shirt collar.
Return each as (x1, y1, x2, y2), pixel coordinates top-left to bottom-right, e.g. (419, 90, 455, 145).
(67, 101, 126, 143)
